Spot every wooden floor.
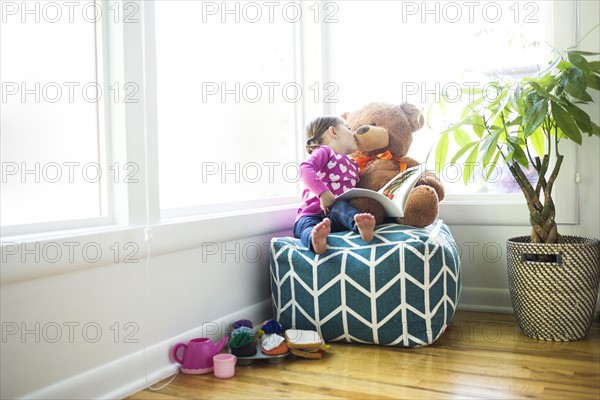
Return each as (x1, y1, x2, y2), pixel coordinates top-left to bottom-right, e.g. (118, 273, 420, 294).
(129, 311, 600, 399)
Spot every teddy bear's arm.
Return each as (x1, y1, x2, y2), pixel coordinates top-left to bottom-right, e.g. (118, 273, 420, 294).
(416, 172, 445, 202)
(395, 156, 421, 169)
(397, 185, 439, 228)
(393, 156, 445, 202)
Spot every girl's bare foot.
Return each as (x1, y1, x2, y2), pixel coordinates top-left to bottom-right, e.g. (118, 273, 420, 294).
(311, 218, 331, 254)
(355, 213, 375, 242)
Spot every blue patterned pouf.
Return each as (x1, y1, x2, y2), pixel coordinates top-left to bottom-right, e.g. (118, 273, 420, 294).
(269, 220, 461, 347)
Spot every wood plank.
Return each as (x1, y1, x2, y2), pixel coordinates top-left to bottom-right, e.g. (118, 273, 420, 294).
(128, 311, 600, 399)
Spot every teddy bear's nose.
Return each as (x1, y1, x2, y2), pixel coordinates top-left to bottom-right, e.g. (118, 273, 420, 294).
(356, 126, 370, 135)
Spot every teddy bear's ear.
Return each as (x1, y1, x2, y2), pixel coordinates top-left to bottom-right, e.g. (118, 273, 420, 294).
(341, 111, 349, 120)
(400, 103, 425, 132)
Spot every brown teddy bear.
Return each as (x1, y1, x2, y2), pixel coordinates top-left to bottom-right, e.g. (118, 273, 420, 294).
(342, 102, 445, 228)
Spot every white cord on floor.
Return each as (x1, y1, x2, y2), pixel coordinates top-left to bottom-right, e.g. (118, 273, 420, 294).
(148, 370, 180, 392)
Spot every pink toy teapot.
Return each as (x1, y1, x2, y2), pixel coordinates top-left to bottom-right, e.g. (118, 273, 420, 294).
(171, 337, 229, 374)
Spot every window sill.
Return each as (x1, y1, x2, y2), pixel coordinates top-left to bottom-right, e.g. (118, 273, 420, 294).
(439, 197, 530, 226)
(1, 204, 297, 286)
(439, 192, 577, 226)
(1, 194, 576, 285)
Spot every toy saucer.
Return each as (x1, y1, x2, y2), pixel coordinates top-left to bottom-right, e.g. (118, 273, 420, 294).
(232, 342, 289, 366)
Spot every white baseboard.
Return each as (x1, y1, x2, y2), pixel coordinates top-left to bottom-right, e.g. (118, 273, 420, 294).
(23, 299, 273, 400)
(457, 287, 513, 314)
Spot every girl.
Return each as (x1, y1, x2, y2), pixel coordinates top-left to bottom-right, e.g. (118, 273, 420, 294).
(294, 115, 376, 254)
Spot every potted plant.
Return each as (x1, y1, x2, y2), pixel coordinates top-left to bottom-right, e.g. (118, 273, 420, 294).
(431, 48, 600, 341)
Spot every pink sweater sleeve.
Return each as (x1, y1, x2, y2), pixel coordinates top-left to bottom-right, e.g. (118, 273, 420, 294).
(299, 147, 329, 196)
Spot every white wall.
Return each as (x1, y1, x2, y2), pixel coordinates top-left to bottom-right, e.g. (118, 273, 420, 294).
(1, 225, 291, 399)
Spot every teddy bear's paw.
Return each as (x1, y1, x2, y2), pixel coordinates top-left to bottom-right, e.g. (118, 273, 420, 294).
(417, 173, 445, 202)
(397, 186, 439, 228)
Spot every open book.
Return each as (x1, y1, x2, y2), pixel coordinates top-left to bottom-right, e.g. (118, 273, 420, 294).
(336, 166, 425, 218)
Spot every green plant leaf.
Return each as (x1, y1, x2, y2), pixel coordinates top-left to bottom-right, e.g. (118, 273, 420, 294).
(551, 102, 582, 144)
(537, 74, 558, 88)
(438, 112, 483, 136)
(472, 114, 485, 138)
(556, 126, 567, 140)
(507, 137, 529, 167)
(589, 60, 600, 73)
(534, 55, 562, 78)
(529, 127, 546, 157)
(435, 133, 449, 173)
(451, 141, 478, 163)
(462, 87, 484, 95)
(527, 89, 542, 106)
(511, 81, 524, 110)
(463, 143, 480, 185)
(557, 60, 574, 70)
(564, 101, 592, 133)
(524, 99, 548, 137)
(489, 88, 511, 126)
(453, 128, 471, 147)
(569, 50, 600, 56)
(562, 67, 593, 101)
(589, 120, 600, 137)
(485, 151, 502, 181)
(586, 72, 600, 91)
(488, 85, 508, 107)
(481, 131, 501, 167)
(505, 149, 514, 163)
(568, 51, 591, 73)
(508, 115, 524, 127)
(462, 95, 486, 119)
(527, 81, 565, 104)
(510, 136, 526, 146)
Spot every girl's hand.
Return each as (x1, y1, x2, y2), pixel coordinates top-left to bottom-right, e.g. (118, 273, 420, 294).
(319, 190, 336, 214)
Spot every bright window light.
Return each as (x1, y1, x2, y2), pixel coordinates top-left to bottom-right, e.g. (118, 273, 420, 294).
(154, 1, 298, 214)
(1, 6, 104, 227)
(331, 0, 547, 194)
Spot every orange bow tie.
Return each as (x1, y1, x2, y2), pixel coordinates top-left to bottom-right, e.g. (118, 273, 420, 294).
(353, 151, 408, 174)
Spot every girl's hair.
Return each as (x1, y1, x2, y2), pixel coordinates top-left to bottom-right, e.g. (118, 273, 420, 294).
(305, 115, 342, 154)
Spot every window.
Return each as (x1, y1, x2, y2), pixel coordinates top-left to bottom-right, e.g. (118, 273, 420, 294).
(1, 0, 584, 239)
(331, 0, 548, 195)
(1, 2, 108, 231)
(154, 1, 299, 217)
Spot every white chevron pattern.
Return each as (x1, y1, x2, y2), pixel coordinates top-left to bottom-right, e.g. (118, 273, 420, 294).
(270, 220, 461, 347)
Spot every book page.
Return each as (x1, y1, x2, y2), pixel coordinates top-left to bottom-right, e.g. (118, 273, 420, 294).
(380, 167, 421, 200)
(337, 166, 424, 218)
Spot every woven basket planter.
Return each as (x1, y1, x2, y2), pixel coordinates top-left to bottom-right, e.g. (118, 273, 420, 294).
(507, 236, 600, 341)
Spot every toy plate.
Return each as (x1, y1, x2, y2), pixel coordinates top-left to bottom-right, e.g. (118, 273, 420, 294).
(232, 343, 289, 366)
